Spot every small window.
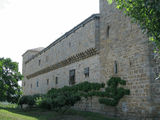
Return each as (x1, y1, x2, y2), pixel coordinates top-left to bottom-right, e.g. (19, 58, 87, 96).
(106, 25, 110, 38)
(69, 42, 71, 47)
(37, 81, 39, 87)
(129, 61, 132, 67)
(69, 69, 75, 85)
(23, 81, 25, 86)
(56, 77, 58, 84)
(46, 56, 48, 62)
(47, 79, 49, 85)
(84, 67, 89, 78)
(31, 84, 32, 88)
(114, 61, 118, 74)
(38, 60, 41, 66)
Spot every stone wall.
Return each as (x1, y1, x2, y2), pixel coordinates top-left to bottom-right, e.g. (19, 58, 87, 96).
(24, 15, 99, 77)
(99, 0, 159, 119)
(24, 55, 100, 95)
(22, 1, 160, 119)
(22, 15, 100, 95)
(22, 50, 42, 89)
(149, 46, 160, 118)
(22, 51, 40, 74)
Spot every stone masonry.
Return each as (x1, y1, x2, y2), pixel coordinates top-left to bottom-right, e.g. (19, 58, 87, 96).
(22, 0, 160, 119)
(22, 14, 101, 95)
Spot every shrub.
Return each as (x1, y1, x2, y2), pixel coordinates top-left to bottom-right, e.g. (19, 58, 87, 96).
(18, 96, 28, 108)
(42, 82, 105, 112)
(98, 77, 130, 106)
(20, 77, 130, 112)
(44, 88, 81, 112)
(18, 94, 43, 108)
(36, 97, 52, 110)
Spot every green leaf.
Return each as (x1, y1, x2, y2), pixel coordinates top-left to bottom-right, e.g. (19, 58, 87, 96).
(107, 0, 113, 4)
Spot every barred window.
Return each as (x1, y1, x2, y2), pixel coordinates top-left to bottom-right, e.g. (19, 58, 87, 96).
(37, 81, 39, 87)
(84, 67, 89, 78)
(69, 69, 75, 85)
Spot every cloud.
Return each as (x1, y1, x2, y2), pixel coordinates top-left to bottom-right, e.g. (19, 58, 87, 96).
(0, 0, 9, 10)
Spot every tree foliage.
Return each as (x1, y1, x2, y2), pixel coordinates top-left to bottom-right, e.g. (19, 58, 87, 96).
(18, 94, 42, 108)
(46, 77, 129, 109)
(107, 0, 160, 52)
(98, 77, 130, 106)
(19, 77, 129, 112)
(42, 82, 105, 112)
(0, 58, 23, 103)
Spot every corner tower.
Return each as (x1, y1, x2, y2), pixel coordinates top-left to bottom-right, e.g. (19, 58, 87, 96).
(99, 0, 159, 119)
(22, 47, 44, 95)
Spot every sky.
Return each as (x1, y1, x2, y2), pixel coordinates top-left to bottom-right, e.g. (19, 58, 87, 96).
(0, 0, 99, 73)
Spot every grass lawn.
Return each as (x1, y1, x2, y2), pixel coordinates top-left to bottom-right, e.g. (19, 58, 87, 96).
(0, 103, 116, 120)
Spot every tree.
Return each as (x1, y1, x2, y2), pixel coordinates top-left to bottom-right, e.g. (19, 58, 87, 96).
(108, 0, 160, 53)
(0, 58, 23, 103)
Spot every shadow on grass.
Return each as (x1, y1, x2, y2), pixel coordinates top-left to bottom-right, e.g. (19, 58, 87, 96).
(0, 106, 117, 120)
(0, 106, 59, 120)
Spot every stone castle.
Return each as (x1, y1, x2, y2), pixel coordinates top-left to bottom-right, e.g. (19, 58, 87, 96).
(22, 0, 160, 119)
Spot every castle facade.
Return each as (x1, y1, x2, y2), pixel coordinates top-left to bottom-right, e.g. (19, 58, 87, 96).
(22, 0, 160, 119)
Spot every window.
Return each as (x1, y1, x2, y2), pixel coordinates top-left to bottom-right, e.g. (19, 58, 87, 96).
(69, 42, 71, 47)
(47, 79, 49, 85)
(56, 77, 58, 84)
(38, 60, 41, 66)
(106, 25, 110, 38)
(31, 84, 32, 88)
(46, 56, 48, 62)
(84, 67, 89, 78)
(114, 61, 118, 74)
(69, 69, 75, 85)
(23, 81, 25, 86)
(37, 81, 39, 87)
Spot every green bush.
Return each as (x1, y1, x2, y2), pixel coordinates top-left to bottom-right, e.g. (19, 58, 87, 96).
(20, 77, 130, 112)
(99, 77, 130, 106)
(43, 82, 105, 112)
(18, 96, 28, 108)
(18, 94, 43, 108)
(46, 88, 81, 112)
(48, 77, 129, 109)
(36, 97, 52, 110)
